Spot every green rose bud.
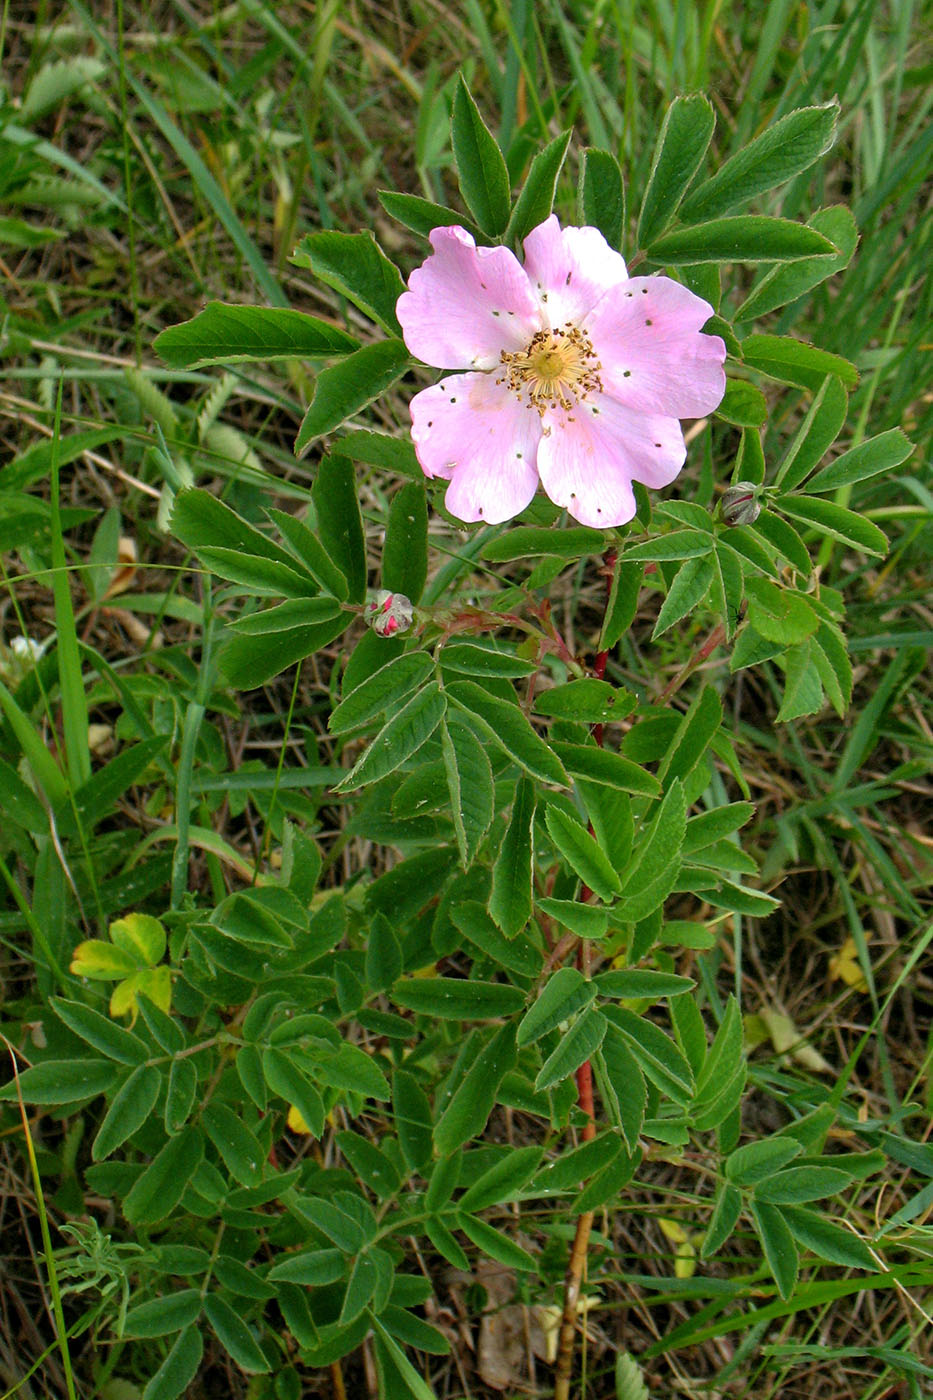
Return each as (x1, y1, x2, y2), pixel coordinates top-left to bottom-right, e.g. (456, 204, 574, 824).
(720, 482, 762, 527)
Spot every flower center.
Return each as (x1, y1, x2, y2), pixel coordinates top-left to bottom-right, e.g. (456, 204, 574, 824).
(498, 324, 603, 413)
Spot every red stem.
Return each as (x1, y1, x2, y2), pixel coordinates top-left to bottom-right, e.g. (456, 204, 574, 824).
(554, 548, 618, 1396)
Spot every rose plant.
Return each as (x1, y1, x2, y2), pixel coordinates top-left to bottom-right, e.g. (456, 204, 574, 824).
(3, 80, 917, 1399)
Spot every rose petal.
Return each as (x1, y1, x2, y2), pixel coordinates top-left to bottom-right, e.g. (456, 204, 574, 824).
(536, 396, 686, 527)
(397, 226, 543, 370)
(409, 373, 542, 524)
(585, 276, 726, 417)
(522, 215, 629, 328)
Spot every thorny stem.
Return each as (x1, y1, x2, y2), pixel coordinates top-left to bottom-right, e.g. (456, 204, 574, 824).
(553, 549, 616, 1400)
(554, 1206, 596, 1400)
(657, 621, 727, 702)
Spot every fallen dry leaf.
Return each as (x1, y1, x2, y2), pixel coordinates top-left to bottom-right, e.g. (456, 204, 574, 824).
(103, 535, 139, 598)
(747, 1007, 832, 1074)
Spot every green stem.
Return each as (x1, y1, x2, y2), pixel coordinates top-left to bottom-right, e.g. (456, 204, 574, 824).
(4, 1046, 78, 1400)
(171, 701, 206, 909)
(49, 379, 91, 791)
(0, 852, 67, 982)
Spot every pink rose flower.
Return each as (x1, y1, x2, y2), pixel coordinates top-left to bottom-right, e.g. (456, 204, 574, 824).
(396, 215, 726, 528)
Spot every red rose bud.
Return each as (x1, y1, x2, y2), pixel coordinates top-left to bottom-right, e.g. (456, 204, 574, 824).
(366, 590, 414, 636)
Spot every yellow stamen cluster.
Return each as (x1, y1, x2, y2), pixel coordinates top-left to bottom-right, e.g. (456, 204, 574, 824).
(498, 323, 603, 414)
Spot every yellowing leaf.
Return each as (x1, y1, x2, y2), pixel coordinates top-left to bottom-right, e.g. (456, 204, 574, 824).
(743, 1012, 769, 1050)
(658, 1216, 689, 1244)
(659, 1217, 697, 1279)
(109, 913, 166, 965)
(828, 936, 868, 991)
(674, 1239, 697, 1279)
(287, 1104, 313, 1134)
(70, 939, 137, 980)
(109, 966, 172, 1022)
(140, 965, 171, 1013)
(72, 914, 171, 1022)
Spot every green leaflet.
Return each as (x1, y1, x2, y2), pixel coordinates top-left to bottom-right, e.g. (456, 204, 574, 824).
(603, 1006, 695, 1104)
(290, 229, 406, 336)
(580, 147, 625, 248)
(518, 968, 596, 1046)
(447, 680, 567, 786)
(334, 682, 446, 790)
(534, 678, 634, 723)
(142, 1325, 203, 1400)
(680, 102, 838, 222)
(201, 1102, 264, 1186)
(383, 480, 428, 602)
(736, 205, 857, 321)
(701, 1184, 743, 1258)
(93, 1065, 161, 1160)
(506, 129, 572, 243)
(545, 803, 620, 902)
(772, 375, 848, 492)
(204, 1293, 270, 1373)
(123, 1128, 204, 1226)
(637, 95, 716, 246)
(0, 1058, 119, 1105)
(535, 1009, 607, 1092)
(312, 454, 367, 601)
(488, 776, 536, 936)
(296, 341, 410, 454)
(750, 1200, 799, 1300)
(806, 427, 913, 493)
(330, 652, 434, 734)
(391, 978, 524, 1020)
(379, 189, 483, 242)
(154, 302, 358, 367)
(441, 715, 495, 868)
(648, 216, 837, 264)
(451, 76, 510, 236)
(433, 1022, 517, 1155)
